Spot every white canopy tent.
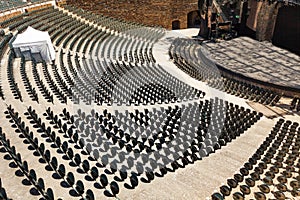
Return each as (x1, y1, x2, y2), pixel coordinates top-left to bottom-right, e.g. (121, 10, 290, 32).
(11, 26, 55, 62)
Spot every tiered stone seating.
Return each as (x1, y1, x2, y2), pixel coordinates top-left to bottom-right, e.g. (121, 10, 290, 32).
(0, 4, 298, 200)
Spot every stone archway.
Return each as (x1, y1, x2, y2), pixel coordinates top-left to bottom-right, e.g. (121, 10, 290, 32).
(172, 20, 181, 30)
(187, 10, 201, 28)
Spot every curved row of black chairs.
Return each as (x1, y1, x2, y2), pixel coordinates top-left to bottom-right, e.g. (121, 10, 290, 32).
(15, 7, 57, 33)
(0, 126, 54, 200)
(211, 118, 300, 200)
(0, 0, 51, 12)
(0, 178, 12, 200)
(7, 7, 52, 32)
(58, 50, 204, 106)
(63, 97, 263, 194)
(44, 106, 125, 198)
(0, 33, 13, 100)
(31, 59, 54, 103)
(169, 38, 281, 106)
(7, 52, 23, 101)
(0, 4, 284, 200)
(98, 32, 158, 64)
(0, 33, 12, 59)
(41, 61, 68, 104)
(19, 55, 39, 102)
(0, 13, 26, 28)
(16, 96, 260, 199)
(5, 105, 98, 199)
(61, 5, 163, 64)
(1, 6, 168, 107)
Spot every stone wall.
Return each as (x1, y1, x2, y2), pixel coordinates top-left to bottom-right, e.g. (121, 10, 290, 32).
(239, 1, 300, 53)
(236, 0, 283, 41)
(66, 0, 198, 29)
(256, 1, 281, 41)
(245, 0, 263, 31)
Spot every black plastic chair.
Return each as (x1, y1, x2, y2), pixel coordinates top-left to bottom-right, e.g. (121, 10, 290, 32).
(100, 174, 108, 188)
(75, 180, 84, 195)
(110, 181, 119, 196)
(85, 189, 94, 200)
(66, 172, 75, 186)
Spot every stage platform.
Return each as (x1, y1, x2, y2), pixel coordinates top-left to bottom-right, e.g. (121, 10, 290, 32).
(204, 37, 300, 96)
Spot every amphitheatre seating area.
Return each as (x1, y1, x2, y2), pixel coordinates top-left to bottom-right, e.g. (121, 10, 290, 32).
(0, 3, 299, 200)
(0, 0, 50, 12)
(0, 0, 27, 11)
(169, 38, 282, 106)
(212, 119, 300, 200)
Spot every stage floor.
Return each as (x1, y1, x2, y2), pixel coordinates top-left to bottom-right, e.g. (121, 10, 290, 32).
(204, 37, 300, 91)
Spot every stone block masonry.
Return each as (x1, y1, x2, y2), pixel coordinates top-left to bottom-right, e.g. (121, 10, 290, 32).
(66, 0, 198, 29)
